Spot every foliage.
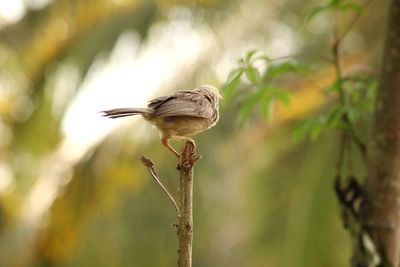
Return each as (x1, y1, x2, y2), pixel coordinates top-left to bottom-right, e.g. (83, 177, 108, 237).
(222, 0, 380, 264)
(223, 0, 377, 142)
(294, 73, 377, 141)
(223, 50, 309, 123)
(0, 0, 386, 266)
(305, 0, 364, 22)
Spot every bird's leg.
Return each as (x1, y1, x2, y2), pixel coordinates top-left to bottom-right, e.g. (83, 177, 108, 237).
(161, 137, 180, 158)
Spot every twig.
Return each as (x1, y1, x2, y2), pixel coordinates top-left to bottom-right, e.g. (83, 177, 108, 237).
(140, 156, 180, 216)
(332, 9, 368, 160)
(336, 0, 374, 43)
(262, 52, 333, 64)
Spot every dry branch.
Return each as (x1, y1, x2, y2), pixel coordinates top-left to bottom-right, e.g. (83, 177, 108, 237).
(140, 141, 199, 267)
(177, 142, 199, 267)
(140, 156, 180, 215)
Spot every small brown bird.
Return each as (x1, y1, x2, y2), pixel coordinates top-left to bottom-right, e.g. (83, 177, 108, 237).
(102, 85, 222, 157)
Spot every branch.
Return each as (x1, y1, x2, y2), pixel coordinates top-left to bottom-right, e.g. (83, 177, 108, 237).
(140, 141, 199, 267)
(177, 141, 199, 267)
(332, 17, 367, 160)
(335, 0, 374, 44)
(140, 156, 180, 216)
(331, 0, 375, 160)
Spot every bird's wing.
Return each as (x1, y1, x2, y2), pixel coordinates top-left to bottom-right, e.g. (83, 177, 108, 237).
(148, 95, 174, 109)
(150, 90, 213, 118)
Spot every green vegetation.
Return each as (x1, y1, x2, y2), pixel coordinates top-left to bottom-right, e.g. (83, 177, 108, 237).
(0, 0, 392, 266)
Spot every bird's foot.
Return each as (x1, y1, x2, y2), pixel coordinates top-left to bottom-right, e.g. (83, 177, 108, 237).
(176, 141, 201, 170)
(176, 157, 201, 170)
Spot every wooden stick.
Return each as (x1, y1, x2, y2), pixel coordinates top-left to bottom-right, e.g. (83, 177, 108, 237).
(177, 141, 199, 267)
(140, 156, 180, 215)
(140, 141, 199, 267)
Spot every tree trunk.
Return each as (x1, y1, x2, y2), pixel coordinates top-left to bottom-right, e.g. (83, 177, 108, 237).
(360, 0, 400, 265)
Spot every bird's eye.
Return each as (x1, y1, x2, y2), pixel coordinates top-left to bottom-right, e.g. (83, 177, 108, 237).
(204, 94, 213, 104)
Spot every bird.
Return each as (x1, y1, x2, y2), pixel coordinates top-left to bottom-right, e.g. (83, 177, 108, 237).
(101, 85, 222, 158)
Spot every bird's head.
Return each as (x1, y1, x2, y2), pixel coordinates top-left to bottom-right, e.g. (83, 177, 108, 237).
(196, 85, 223, 105)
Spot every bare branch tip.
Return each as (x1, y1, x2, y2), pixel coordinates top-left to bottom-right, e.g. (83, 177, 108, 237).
(140, 156, 153, 167)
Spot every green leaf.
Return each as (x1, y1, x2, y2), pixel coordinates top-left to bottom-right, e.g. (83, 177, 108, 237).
(366, 79, 378, 99)
(222, 69, 243, 102)
(245, 50, 258, 64)
(293, 119, 315, 140)
(261, 97, 275, 122)
(305, 0, 361, 22)
(257, 85, 291, 107)
(339, 2, 363, 13)
(271, 88, 291, 105)
(293, 116, 326, 141)
(312, 116, 328, 140)
(245, 66, 262, 84)
(324, 78, 344, 95)
(238, 58, 246, 68)
(238, 91, 261, 123)
(266, 61, 308, 79)
(330, 0, 342, 6)
(305, 4, 332, 22)
(346, 106, 359, 124)
(326, 106, 345, 128)
(310, 124, 323, 141)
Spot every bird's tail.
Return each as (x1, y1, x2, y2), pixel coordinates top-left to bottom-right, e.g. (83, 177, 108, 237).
(101, 108, 151, 119)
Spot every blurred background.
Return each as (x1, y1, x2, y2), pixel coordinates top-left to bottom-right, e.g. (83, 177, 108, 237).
(0, 0, 387, 266)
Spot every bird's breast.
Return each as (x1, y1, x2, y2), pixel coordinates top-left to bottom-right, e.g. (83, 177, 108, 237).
(154, 116, 215, 137)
